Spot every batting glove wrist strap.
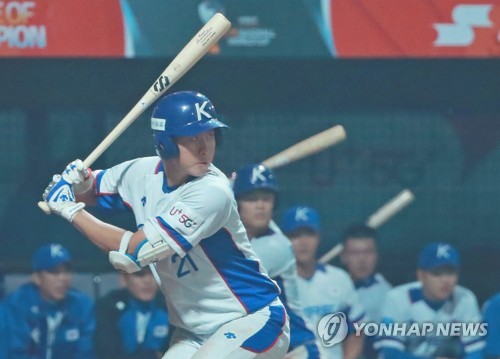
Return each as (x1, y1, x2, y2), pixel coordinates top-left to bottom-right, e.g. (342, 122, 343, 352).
(43, 175, 85, 222)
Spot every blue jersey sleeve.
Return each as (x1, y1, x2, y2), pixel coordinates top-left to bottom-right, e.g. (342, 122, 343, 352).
(380, 348, 432, 359)
(0, 305, 10, 358)
(95, 170, 130, 211)
(483, 294, 500, 358)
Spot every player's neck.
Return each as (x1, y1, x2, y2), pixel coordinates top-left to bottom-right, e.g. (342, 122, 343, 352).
(297, 261, 317, 279)
(245, 226, 269, 240)
(163, 159, 190, 187)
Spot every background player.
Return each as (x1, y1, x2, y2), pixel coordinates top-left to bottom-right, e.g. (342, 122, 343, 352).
(375, 242, 484, 359)
(281, 206, 366, 359)
(340, 223, 392, 358)
(94, 266, 170, 359)
(233, 163, 323, 358)
(42, 91, 290, 358)
(483, 292, 500, 359)
(2, 243, 95, 358)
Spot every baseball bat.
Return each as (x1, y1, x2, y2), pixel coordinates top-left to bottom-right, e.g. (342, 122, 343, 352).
(38, 13, 231, 214)
(261, 125, 346, 169)
(319, 189, 415, 264)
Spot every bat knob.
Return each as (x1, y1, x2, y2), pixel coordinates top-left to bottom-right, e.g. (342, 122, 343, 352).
(38, 201, 52, 215)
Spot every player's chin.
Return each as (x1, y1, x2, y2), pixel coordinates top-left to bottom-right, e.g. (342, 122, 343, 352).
(437, 288, 454, 300)
(190, 162, 210, 176)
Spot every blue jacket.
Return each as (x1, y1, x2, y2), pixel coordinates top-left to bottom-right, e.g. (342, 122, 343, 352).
(2, 283, 95, 359)
(95, 289, 169, 359)
(0, 304, 9, 358)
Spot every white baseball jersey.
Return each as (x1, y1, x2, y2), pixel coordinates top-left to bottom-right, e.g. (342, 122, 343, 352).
(354, 273, 392, 322)
(355, 273, 392, 359)
(375, 281, 485, 357)
(297, 264, 366, 359)
(94, 157, 281, 335)
(250, 221, 319, 355)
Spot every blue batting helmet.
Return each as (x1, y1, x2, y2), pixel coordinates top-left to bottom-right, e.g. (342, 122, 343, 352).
(232, 163, 278, 198)
(151, 91, 228, 159)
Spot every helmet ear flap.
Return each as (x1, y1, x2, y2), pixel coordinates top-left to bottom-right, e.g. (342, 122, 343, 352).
(153, 135, 180, 159)
(155, 129, 223, 159)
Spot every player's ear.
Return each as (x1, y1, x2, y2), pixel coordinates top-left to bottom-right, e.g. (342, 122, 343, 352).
(119, 272, 128, 287)
(416, 269, 424, 282)
(32, 272, 41, 286)
(340, 250, 347, 265)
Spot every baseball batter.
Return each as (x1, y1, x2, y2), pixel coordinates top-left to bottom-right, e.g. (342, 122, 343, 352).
(233, 164, 323, 359)
(42, 91, 290, 359)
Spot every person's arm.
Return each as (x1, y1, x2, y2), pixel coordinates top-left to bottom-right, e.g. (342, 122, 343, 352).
(0, 305, 10, 358)
(72, 210, 145, 253)
(483, 294, 500, 359)
(380, 348, 432, 359)
(343, 333, 364, 359)
(374, 290, 409, 357)
(458, 291, 485, 358)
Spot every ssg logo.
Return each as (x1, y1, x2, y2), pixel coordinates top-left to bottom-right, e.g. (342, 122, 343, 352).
(224, 332, 237, 339)
(317, 312, 348, 347)
(434, 5, 493, 46)
(152, 76, 170, 93)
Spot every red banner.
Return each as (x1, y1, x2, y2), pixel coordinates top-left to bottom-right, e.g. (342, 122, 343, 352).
(0, 0, 124, 57)
(330, 0, 500, 57)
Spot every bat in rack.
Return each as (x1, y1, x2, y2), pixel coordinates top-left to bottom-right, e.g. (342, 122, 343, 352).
(319, 189, 415, 264)
(262, 125, 346, 169)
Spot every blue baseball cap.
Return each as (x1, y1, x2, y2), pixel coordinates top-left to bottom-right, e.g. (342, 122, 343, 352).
(281, 206, 320, 234)
(32, 244, 72, 272)
(417, 242, 460, 270)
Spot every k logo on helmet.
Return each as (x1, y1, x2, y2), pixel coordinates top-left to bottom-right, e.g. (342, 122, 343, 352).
(294, 207, 310, 222)
(317, 312, 348, 347)
(195, 101, 212, 121)
(251, 166, 267, 184)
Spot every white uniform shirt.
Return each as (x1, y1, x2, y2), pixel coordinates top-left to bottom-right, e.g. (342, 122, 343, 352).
(355, 273, 392, 322)
(95, 157, 280, 335)
(375, 281, 485, 357)
(297, 264, 366, 359)
(250, 221, 317, 349)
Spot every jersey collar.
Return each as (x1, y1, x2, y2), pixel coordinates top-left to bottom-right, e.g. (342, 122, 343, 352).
(354, 274, 378, 289)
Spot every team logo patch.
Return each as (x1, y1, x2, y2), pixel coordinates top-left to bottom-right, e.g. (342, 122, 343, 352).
(224, 332, 237, 339)
(165, 201, 204, 236)
(153, 325, 169, 338)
